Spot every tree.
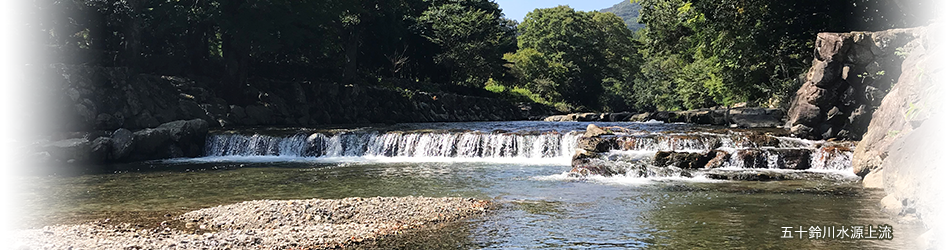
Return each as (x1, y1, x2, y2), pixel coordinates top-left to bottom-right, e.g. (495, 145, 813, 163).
(508, 6, 638, 111)
(417, 0, 517, 87)
(632, 0, 936, 110)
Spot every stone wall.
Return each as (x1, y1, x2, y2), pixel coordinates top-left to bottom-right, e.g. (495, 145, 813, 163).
(36, 64, 536, 170)
(786, 28, 925, 140)
(50, 64, 530, 132)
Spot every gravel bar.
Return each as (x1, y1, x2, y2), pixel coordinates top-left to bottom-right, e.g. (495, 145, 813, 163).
(16, 196, 491, 249)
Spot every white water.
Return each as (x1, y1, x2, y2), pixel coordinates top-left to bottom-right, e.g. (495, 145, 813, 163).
(196, 127, 854, 176)
(203, 131, 582, 162)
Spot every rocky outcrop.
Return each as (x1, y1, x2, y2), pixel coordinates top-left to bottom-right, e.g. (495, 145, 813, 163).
(877, 119, 947, 227)
(50, 64, 530, 132)
(543, 108, 785, 128)
(844, 24, 947, 247)
(569, 124, 853, 178)
(785, 28, 925, 140)
(852, 32, 941, 177)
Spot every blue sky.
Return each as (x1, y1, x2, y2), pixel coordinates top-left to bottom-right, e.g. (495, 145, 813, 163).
(494, 0, 626, 21)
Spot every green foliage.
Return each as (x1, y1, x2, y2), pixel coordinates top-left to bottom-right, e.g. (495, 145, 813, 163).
(631, 0, 935, 110)
(36, 0, 937, 110)
(506, 6, 640, 111)
(417, 0, 517, 87)
(35, 0, 515, 97)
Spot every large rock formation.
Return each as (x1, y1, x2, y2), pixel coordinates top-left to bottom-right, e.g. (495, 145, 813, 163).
(852, 33, 942, 177)
(845, 24, 948, 247)
(786, 28, 926, 140)
(782, 24, 948, 247)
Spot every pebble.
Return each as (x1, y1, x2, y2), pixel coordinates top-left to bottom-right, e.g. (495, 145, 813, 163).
(14, 196, 490, 249)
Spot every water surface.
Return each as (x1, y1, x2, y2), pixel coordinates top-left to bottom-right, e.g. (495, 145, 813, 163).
(19, 121, 922, 249)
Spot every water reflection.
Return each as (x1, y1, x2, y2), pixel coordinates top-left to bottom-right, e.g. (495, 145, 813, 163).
(19, 160, 922, 249)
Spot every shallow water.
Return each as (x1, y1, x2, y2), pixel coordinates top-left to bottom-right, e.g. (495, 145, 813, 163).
(19, 121, 924, 249)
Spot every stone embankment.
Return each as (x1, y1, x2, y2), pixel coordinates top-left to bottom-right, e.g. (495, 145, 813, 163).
(36, 64, 544, 167)
(52, 65, 534, 132)
(15, 197, 491, 249)
(542, 108, 785, 128)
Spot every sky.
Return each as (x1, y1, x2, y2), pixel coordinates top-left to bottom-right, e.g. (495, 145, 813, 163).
(494, 0, 626, 21)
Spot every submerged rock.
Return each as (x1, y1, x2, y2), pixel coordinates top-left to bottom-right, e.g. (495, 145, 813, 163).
(702, 169, 859, 182)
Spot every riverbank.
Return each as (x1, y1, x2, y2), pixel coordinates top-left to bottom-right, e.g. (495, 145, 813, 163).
(15, 196, 490, 249)
(541, 107, 786, 128)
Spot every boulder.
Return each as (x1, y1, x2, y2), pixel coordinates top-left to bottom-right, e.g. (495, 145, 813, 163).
(730, 114, 782, 128)
(653, 151, 712, 169)
(733, 149, 768, 169)
(629, 112, 652, 122)
(577, 137, 611, 153)
(853, 33, 930, 176)
(704, 150, 731, 169)
(44, 138, 91, 163)
(157, 119, 210, 157)
(583, 124, 612, 138)
(95, 113, 122, 130)
(879, 117, 948, 231)
(543, 115, 570, 122)
(132, 127, 173, 160)
(772, 149, 812, 170)
(89, 137, 112, 163)
(110, 128, 134, 161)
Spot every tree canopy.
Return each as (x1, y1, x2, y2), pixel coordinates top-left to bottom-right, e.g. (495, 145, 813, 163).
(504, 6, 639, 111)
(30, 0, 519, 103)
(633, 0, 937, 110)
(30, 0, 937, 111)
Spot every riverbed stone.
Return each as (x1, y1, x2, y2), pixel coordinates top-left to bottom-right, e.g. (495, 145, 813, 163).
(110, 128, 134, 161)
(89, 137, 112, 163)
(132, 128, 173, 159)
(583, 124, 611, 138)
(44, 138, 91, 163)
(157, 119, 209, 157)
(863, 168, 884, 188)
(653, 151, 711, 169)
(704, 150, 730, 169)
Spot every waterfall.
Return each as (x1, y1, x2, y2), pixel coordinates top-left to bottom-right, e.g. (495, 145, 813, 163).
(205, 131, 581, 159)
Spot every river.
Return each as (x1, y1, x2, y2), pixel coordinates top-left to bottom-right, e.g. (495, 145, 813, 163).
(19, 121, 923, 249)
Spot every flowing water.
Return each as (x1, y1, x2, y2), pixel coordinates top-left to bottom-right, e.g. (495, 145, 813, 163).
(19, 121, 923, 249)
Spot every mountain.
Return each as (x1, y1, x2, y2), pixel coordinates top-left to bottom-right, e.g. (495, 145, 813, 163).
(600, 0, 645, 32)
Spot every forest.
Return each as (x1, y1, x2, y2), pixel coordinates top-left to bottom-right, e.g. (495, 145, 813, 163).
(29, 0, 935, 112)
